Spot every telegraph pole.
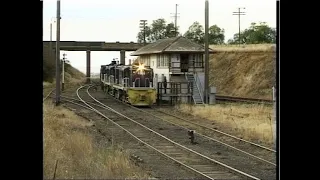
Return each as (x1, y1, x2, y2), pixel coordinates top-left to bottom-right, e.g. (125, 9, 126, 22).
(232, 7, 246, 46)
(272, 86, 276, 149)
(49, 18, 55, 63)
(62, 53, 66, 91)
(49, 22, 52, 63)
(55, 0, 61, 106)
(204, 0, 209, 104)
(175, 4, 178, 35)
(170, 4, 179, 36)
(139, 20, 147, 45)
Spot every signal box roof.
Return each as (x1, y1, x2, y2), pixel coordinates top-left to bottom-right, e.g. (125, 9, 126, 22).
(130, 36, 215, 56)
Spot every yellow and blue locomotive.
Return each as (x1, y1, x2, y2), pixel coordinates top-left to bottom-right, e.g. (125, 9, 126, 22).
(100, 60, 157, 106)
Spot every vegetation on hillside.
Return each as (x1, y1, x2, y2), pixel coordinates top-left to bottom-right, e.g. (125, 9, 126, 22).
(43, 49, 85, 83)
(209, 45, 275, 99)
(227, 22, 276, 44)
(43, 51, 56, 82)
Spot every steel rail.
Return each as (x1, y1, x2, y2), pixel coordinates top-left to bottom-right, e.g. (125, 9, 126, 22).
(84, 85, 260, 180)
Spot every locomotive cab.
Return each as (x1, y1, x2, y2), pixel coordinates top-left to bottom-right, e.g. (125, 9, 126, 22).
(131, 64, 153, 88)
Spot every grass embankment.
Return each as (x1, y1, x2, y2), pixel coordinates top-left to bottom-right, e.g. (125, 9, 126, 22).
(210, 43, 276, 52)
(43, 69, 86, 97)
(209, 44, 276, 100)
(176, 103, 275, 146)
(43, 101, 149, 179)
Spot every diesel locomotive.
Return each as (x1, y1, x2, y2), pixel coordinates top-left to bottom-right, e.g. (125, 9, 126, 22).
(100, 60, 157, 106)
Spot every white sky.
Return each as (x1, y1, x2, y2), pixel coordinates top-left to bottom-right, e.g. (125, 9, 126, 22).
(43, 0, 277, 74)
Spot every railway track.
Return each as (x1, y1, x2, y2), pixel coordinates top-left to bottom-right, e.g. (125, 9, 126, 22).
(43, 89, 55, 101)
(89, 85, 275, 179)
(83, 86, 276, 179)
(147, 108, 276, 164)
(48, 84, 276, 179)
(61, 85, 261, 180)
(216, 95, 273, 104)
(104, 88, 276, 165)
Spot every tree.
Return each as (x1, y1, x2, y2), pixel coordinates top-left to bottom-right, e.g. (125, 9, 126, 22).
(183, 21, 204, 44)
(165, 22, 178, 38)
(149, 18, 167, 42)
(228, 22, 276, 44)
(208, 25, 225, 44)
(136, 18, 179, 43)
(184, 22, 225, 44)
(137, 26, 152, 43)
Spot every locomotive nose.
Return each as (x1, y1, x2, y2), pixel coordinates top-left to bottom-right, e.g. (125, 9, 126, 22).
(140, 94, 146, 101)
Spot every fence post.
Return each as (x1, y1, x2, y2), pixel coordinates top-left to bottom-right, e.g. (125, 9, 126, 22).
(272, 86, 276, 150)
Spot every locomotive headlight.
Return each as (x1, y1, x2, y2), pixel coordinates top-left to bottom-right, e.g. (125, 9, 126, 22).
(133, 62, 146, 75)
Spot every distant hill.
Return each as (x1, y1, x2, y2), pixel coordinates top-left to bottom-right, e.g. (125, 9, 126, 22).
(43, 45, 85, 82)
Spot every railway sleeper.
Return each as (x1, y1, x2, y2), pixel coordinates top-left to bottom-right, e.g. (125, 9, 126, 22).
(152, 146, 179, 152)
(189, 165, 244, 179)
(159, 150, 187, 155)
(165, 152, 185, 156)
(130, 132, 153, 137)
(154, 143, 179, 146)
(170, 155, 202, 162)
(202, 172, 241, 179)
(190, 165, 227, 172)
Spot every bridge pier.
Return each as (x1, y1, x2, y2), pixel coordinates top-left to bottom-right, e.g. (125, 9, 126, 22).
(120, 50, 125, 65)
(86, 50, 91, 83)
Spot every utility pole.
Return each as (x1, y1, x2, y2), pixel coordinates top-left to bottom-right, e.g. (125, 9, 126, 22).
(49, 18, 56, 63)
(62, 53, 66, 91)
(204, 0, 209, 104)
(272, 86, 276, 149)
(170, 4, 180, 36)
(139, 20, 147, 45)
(49, 22, 52, 63)
(273, 42, 277, 150)
(232, 7, 246, 46)
(55, 0, 61, 106)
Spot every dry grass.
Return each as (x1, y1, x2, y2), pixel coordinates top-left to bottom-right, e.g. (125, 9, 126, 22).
(43, 101, 149, 179)
(43, 76, 86, 95)
(176, 103, 275, 145)
(210, 44, 276, 52)
(43, 81, 52, 88)
(209, 49, 275, 99)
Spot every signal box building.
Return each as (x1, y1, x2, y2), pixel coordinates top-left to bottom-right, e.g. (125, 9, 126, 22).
(130, 36, 215, 105)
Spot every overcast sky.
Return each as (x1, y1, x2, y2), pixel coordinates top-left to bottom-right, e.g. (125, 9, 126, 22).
(43, 0, 277, 74)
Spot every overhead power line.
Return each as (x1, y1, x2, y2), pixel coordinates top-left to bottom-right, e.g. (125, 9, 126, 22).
(139, 20, 147, 45)
(170, 4, 180, 36)
(232, 7, 246, 46)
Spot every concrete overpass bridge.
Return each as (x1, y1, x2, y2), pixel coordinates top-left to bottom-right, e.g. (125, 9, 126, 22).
(43, 41, 148, 82)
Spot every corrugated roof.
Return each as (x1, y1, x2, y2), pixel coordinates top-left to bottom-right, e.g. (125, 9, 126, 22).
(130, 36, 214, 56)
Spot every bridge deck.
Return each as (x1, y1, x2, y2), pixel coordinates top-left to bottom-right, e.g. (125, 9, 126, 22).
(43, 41, 147, 51)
